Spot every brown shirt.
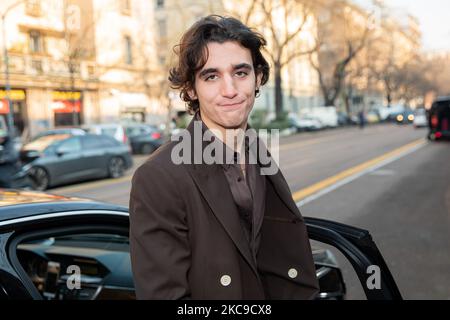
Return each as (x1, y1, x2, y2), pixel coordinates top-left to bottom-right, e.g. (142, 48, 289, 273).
(195, 112, 266, 260)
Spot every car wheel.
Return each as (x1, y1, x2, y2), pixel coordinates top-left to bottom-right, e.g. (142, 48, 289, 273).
(30, 167, 49, 191)
(108, 157, 125, 178)
(141, 143, 156, 155)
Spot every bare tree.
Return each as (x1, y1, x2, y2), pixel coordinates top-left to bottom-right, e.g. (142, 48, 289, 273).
(225, 0, 318, 120)
(309, 0, 373, 107)
(133, 0, 221, 136)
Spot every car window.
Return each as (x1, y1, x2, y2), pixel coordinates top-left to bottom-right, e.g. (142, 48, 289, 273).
(98, 135, 120, 147)
(125, 127, 141, 137)
(80, 135, 104, 150)
(56, 137, 81, 154)
(16, 232, 134, 300)
(100, 128, 117, 138)
(24, 134, 72, 152)
(310, 240, 366, 300)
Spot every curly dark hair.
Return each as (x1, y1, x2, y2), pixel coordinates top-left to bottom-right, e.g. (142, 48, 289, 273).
(169, 15, 270, 114)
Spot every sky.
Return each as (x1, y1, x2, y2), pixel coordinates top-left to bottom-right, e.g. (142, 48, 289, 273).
(356, 0, 450, 52)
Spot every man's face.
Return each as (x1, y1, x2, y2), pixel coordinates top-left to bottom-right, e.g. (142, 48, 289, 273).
(191, 41, 262, 131)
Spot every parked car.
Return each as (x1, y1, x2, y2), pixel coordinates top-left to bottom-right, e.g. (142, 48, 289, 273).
(123, 123, 164, 154)
(428, 96, 450, 140)
(300, 106, 339, 128)
(0, 189, 402, 300)
(413, 108, 428, 128)
(366, 110, 381, 124)
(289, 114, 323, 132)
(395, 110, 414, 125)
(337, 112, 356, 126)
(20, 134, 133, 190)
(82, 124, 129, 146)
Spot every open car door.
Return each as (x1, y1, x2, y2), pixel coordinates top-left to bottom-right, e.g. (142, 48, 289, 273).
(305, 217, 402, 300)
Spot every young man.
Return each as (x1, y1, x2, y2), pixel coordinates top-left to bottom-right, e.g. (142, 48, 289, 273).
(129, 15, 319, 300)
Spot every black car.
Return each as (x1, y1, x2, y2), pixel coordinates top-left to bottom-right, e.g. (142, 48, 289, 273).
(394, 110, 415, 125)
(20, 134, 133, 190)
(428, 96, 450, 140)
(124, 124, 164, 155)
(0, 190, 402, 300)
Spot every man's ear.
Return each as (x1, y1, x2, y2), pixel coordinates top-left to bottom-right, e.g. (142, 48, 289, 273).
(256, 71, 263, 89)
(187, 88, 197, 100)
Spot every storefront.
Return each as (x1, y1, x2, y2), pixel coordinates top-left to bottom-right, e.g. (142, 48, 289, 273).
(51, 90, 83, 126)
(0, 89, 27, 135)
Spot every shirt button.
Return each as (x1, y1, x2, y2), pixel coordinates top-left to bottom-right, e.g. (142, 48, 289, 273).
(288, 268, 298, 279)
(237, 177, 243, 182)
(220, 275, 232, 286)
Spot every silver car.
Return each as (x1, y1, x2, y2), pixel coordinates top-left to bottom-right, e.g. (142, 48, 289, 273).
(20, 134, 133, 190)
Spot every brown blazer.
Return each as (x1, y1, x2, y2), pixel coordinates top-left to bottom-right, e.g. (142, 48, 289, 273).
(129, 119, 319, 300)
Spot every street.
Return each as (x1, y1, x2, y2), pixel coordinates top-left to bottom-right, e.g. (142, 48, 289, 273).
(50, 123, 450, 299)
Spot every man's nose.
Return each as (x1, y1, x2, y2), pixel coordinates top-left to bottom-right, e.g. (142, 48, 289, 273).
(221, 75, 238, 98)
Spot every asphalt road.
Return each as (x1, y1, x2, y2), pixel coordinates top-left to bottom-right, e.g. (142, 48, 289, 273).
(51, 123, 450, 299)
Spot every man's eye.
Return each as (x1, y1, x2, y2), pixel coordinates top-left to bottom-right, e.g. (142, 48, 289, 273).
(205, 75, 218, 81)
(236, 71, 248, 77)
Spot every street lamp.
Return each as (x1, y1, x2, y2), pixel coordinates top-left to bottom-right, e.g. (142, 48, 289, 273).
(1, 0, 27, 137)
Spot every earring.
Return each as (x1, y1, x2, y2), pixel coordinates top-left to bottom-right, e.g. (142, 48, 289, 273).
(255, 88, 260, 98)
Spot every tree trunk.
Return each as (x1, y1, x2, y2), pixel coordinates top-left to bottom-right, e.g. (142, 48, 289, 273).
(344, 85, 352, 116)
(274, 62, 283, 120)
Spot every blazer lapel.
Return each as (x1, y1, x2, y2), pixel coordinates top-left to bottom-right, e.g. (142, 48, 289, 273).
(185, 163, 258, 275)
(255, 137, 302, 220)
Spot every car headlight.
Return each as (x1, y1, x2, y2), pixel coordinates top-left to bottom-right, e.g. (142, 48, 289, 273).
(408, 115, 414, 121)
(21, 164, 32, 172)
(397, 115, 404, 121)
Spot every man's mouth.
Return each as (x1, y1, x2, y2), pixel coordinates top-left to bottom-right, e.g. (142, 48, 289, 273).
(219, 100, 245, 108)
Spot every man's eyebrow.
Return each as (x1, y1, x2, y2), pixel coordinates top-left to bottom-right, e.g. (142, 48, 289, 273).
(198, 68, 218, 78)
(198, 63, 253, 78)
(233, 63, 253, 71)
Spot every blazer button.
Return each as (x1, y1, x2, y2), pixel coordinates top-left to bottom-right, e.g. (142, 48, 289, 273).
(220, 275, 232, 286)
(288, 268, 298, 279)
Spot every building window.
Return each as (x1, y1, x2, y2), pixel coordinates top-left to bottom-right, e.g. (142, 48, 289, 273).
(156, 0, 164, 9)
(25, 0, 42, 17)
(31, 59, 43, 74)
(29, 31, 43, 53)
(121, 0, 131, 14)
(158, 19, 167, 38)
(124, 36, 133, 65)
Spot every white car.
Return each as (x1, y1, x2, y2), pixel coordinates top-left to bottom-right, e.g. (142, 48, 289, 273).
(289, 114, 323, 132)
(82, 123, 129, 145)
(300, 106, 339, 128)
(413, 108, 427, 128)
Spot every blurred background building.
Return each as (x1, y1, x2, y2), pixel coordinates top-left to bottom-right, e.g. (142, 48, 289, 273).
(0, 0, 447, 138)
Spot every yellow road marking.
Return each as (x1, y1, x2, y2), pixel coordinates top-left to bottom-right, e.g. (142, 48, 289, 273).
(292, 138, 427, 202)
(52, 175, 132, 194)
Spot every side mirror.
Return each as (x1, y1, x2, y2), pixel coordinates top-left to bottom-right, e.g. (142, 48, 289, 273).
(56, 149, 68, 157)
(313, 248, 347, 300)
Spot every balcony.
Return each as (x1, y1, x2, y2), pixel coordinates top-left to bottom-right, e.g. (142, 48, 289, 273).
(0, 54, 98, 81)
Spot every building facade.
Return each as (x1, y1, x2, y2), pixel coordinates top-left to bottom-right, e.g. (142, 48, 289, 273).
(0, 0, 162, 138)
